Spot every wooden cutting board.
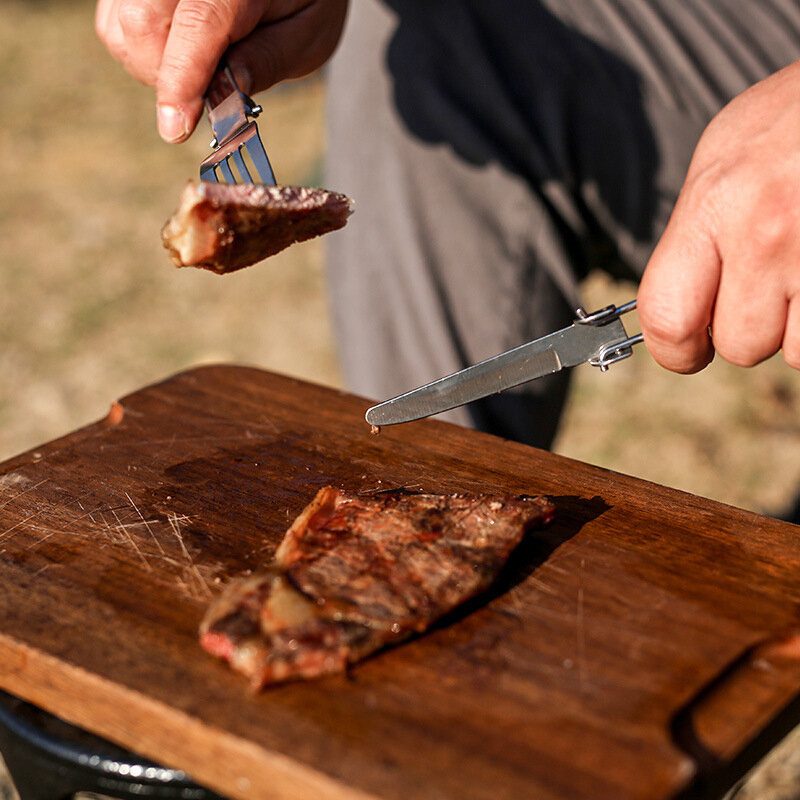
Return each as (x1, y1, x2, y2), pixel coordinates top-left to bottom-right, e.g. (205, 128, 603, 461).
(0, 365, 798, 800)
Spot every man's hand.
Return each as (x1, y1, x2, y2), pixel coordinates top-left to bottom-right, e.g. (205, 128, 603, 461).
(95, 0, 348, 142)
(638, 60, 800, 374)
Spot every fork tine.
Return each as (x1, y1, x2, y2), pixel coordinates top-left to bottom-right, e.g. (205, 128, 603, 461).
(230, 147, 254, 184)
(200, 116, 276, 185)
(218, 158, 236, 184)
(244, 132, 276, 186)
(203, 61, 278, 186)
(200, 162, 219, 183)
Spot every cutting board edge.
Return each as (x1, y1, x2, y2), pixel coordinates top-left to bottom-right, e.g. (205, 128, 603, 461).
(0, 632, 380, 800)
(119, 365, 800, 531)
(0, 362, 794, 537)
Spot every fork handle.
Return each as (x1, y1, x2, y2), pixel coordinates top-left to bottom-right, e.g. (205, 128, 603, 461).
(205, 61, 240, 111)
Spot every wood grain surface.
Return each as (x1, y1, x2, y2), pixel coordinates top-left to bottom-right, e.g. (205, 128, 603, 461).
(0, 365, 798, 800)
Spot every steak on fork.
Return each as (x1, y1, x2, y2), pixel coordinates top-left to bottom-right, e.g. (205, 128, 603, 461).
(162, 181, 353, 273)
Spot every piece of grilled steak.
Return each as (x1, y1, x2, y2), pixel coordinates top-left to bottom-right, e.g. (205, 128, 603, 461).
(200, 487, 555, 688)
(162, 181, 353, 273)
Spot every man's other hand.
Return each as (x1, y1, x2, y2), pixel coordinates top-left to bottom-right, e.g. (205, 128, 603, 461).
(638, 60, 800, 374)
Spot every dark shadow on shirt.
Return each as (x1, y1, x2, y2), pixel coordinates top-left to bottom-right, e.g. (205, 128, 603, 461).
(383, 0, 659, 282)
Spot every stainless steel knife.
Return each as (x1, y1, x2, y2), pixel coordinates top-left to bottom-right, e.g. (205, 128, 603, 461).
(365, 299, 644, 427)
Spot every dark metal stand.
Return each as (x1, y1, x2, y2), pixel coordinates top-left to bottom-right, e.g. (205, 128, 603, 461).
(0, 691, 225, 800)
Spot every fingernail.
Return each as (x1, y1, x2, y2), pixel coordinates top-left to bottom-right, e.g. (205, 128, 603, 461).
(157, 104, 187, 143)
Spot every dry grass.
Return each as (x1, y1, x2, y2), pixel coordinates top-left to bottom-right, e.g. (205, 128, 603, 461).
(0, 1, 798, 797)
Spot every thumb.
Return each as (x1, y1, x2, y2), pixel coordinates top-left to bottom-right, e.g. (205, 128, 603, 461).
(637, 194, 720, 374)
(155, 0, 263, 142)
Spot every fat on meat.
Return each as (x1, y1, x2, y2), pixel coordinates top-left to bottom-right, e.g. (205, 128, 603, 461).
(162, 181, 353, 273)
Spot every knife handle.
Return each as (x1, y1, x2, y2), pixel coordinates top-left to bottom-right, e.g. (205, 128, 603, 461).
(575, 298, 637, 327)
(576, 299, 644, 371)
(205, 61, 239, 109)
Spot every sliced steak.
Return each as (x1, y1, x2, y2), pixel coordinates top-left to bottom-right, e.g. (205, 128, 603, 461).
(162, 181, 353, 273)
(200, 487, 554, 688)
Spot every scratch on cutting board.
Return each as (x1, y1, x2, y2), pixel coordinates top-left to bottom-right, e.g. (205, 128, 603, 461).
(116, 431, 275, 447)
(577, 558, 587, 693)
(76, 499, 98, 524)
(125, 492, 165, 555)
(21, 523, 98, 542)
(0, 508, 51, 542)
(0, 473, 34, 492)
(544, 561, 570, 577)
(356, 481, 386, 496)
(64, 506, 114, 531)
(166, 511, 212, 600)
(506, 587, 525, 619)
(110, 507, 153, 571)
(526, 576, 559, 598)
(0, 487, 222, 602)
(25, 530, 57, 551)
(0, 478, 50, 512)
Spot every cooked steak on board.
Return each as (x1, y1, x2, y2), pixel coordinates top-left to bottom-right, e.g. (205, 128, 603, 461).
(162, 181, 353, 273)
(200, 486, 555, 688)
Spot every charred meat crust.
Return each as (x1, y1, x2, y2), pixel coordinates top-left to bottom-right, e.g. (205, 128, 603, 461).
(200, 487, 554, 688)
(277, 488, 555, 632)
(161, 181, 354, 273)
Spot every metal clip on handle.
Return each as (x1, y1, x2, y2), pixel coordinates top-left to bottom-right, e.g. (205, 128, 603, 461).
(575, 299, 644, 372)
(206, 62, 263, 149)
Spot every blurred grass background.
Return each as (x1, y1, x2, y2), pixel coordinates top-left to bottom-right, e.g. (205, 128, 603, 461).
(0, 0, 338, 467)
(4, 3, 800, 519)
(1, 2, 799, 797)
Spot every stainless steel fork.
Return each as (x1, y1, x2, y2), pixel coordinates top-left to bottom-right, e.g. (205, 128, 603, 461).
(199, 62, 276, 185)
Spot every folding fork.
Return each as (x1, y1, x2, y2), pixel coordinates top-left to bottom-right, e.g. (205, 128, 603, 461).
(199, 62, 276, 185)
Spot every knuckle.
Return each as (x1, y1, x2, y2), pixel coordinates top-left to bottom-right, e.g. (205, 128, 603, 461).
(719, 349, 759, 368)
(156, 50, 195, 93)
(104, 31, 128, 61)
(783, 348, 800, 371)
(118, 0, 160, 37)
(174, 0, 231, 35)
(640, 311, 712, 374)
(680, 166, 727, 236)
(687, 157, 799, 262)
(640, 304, 698, 350)
(747, 194, 796, 258)
(683, 152, 725, 201)
(641, 337, 711, 375)
(713, 332, 768, 368)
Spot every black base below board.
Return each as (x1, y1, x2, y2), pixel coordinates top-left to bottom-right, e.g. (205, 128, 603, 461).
(0, 691, 225, 800)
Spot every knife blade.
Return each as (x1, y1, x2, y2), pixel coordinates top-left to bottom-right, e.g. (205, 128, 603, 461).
(365, 300, 643, 427)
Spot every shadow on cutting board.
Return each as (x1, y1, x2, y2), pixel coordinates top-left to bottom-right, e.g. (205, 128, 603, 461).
(431, 494, 610, 633)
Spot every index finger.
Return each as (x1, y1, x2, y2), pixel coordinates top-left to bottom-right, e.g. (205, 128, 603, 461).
(155, 0, 262, 142)
(637, 199, 719, 374)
